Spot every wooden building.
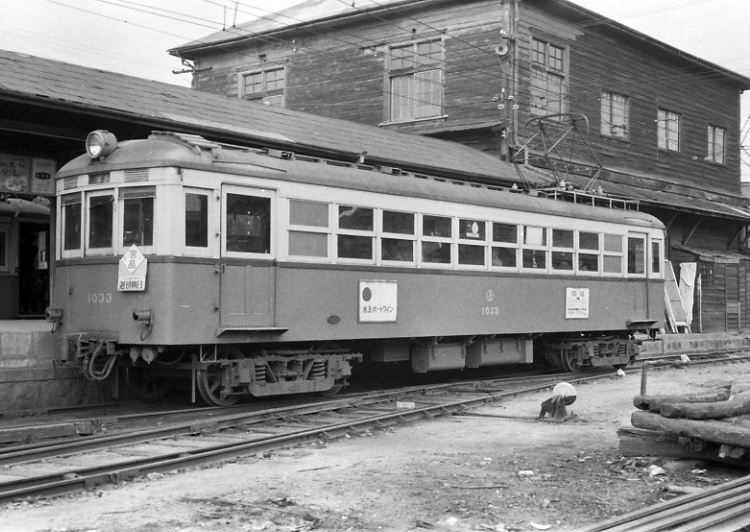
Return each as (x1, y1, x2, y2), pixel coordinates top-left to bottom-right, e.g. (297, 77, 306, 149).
(171, 0, 750, 333)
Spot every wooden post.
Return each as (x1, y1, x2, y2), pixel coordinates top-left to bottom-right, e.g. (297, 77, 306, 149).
(640, 362, 649, 396)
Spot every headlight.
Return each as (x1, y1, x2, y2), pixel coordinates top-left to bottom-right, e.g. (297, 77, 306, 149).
(85, 130, 118, 159)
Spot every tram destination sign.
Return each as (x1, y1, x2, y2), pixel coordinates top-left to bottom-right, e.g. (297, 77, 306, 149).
(0, 154, 56, 196)
(118, 245, 148, 291)
(359, 280, 398, 323)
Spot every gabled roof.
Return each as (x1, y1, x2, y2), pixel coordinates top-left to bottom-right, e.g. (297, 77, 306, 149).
(0, 48, 529, 185)
(171, 0, 750, 89)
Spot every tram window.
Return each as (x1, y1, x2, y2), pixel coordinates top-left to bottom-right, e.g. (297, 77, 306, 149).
(382, 238, 413, 261)
(339, 206, 373, 231)
(652, 241, 662, 273)
(524, 226, 546, 246)
(290, 231, 328, 257)
(492, 246, 516, 267)
(62, 194, 82, 251)
(523, 249, 546, 269)
(383, 210, 414, 234)
(122, 189, 154, 246)
(459, 244, 485, 266)
(627, 237, 645, 274)
(552, 251, 573, 270)
(493, 223, 517, 243)
(423, 215, 451, 238)
(185, 193, 208, 248)
(580, 232, 599, 250)
(338, 234, 372, 259)
(89, 194, 113, 249)
(460, 219, 485, 241)
(552, 229, 573, 249)
(422, 241, 451, 264)
(226, 194, 271, 254)
(579, 253, 598, 272)
(603, 255, 622, 273)
(604, 234, 622, 252)
(290, 200, 328, 227)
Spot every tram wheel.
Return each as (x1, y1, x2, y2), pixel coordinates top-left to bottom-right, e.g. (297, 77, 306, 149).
(319, 379, 345, 397)
(196, 346, 244, 407)
(124, 367, 173, 402)
(559, 350, 582, 373)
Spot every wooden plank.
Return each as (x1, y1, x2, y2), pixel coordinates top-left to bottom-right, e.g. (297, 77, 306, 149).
(631, 411, 750, 447)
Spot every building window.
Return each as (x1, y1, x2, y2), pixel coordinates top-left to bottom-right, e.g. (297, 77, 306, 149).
(601, 91, 629, 140)
(388, 39, 443, 122)
(658, 108, 681, 151)
(707, 125, 726, 164)
(241, 67, 285, 107)
(530, 38, 566, 115)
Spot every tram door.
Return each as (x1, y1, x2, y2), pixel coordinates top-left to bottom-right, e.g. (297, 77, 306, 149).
(219, 186, 275, 329)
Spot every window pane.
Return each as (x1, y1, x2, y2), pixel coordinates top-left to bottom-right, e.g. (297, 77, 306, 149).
(603, 234, 622, 252)
(415, 69, 442, 118)
(290, 200, 328, 227)
(416, 40, 441, 65)
(579, 254, 598, 272)
(492, 247, 516, 267)
(265, 69, 285, 92)
(423, 215, 451, 238)
(552, 251, 573, 270)
(123, 197, 153, 246)
(382, 238, 413, 261)
(523, 249, 546, 269)
(459, 244, 485, 266)
(383, 211, 414, 234)
(391, 45, 412, 70)
(627, 237, 645, 274)
(652, 242, 662, 273)
(289, 231, 327, 257)
(493, 223, 517, 243)
(552, 229, 573, 248)
(185, 193, 208, 247)
(548, 44, 564, 71)
(0, 231, 6, 267)
(226, 194, 271, 254)
(422, 241, 450, 263)
(460, 219, 485, 240)
(579, 232, 599, 250)
(243, 72, 263, 94)
(63, 201, 82, 251)
(338, 234, 372, 259)
(603, 255, 622, 273)
(391, 74, 414, 121)
(339, 206, 373, 231)
(89, 195, 113, 248)
(524, 226, 546, 246)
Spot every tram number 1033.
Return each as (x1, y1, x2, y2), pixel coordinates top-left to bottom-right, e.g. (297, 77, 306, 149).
(481, 306, 500, 316)
(87, 292, 113, 304)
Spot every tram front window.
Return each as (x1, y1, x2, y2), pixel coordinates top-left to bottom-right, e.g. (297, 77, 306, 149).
(123, 195, 153, 246)
(89, 195, 113, 249)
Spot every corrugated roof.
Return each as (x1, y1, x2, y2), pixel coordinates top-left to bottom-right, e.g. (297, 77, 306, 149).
(0, 48, 529, 185)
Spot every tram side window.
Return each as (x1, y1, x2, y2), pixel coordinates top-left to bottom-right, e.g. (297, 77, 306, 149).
(578, 231, 599, 272)
(185, 193, 209, 248)
(492, 222, 517, 267)
(337, 206, 373, 260)
(89, 194, 114, 249)
(289, 200, 329, 258)
(458, 218, 486, 266)
(603, 233, 623, 274)
(522, 226, 546, 269)
(551, 229, 573, 271)
(627, 236, 646, 274)
(381, 210, 414, 262)
(122, 188, 154, 246)
(226, 194, 271, 254)
(651, 241, 662, 274)
(422, 215, 452, 264)
(62, 194, 82, 251)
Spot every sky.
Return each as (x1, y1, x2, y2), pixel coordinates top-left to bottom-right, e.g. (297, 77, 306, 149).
(2, 0, 750, 175)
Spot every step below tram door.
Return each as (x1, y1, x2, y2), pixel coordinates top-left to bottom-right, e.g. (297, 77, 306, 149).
(219, 186, 276, 330)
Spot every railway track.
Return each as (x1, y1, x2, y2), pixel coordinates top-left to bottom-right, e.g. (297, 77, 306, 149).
(0, 370, 602, 503)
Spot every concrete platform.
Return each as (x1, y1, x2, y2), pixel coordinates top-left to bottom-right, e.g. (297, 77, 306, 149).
(638, 332, 750, 358)
(0, 320, 108, 413)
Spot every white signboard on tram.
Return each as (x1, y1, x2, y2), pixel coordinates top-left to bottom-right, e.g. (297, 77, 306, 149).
(118, 245, 148, 291)
(565, 287, 589, 319)
(359, 280, 398, 322)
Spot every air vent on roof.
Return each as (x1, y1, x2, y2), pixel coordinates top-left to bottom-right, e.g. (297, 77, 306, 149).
(125, 168, 150, 183)
(63, 177, 77, 190)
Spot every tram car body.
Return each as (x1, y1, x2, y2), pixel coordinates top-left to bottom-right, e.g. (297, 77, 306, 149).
(48, 130, 665, 405)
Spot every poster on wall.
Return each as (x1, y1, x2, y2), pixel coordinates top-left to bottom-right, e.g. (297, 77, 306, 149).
(0, 154, 56, 196)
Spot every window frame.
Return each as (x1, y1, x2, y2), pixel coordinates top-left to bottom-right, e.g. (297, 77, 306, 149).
(184, 187, 215, 258)
(85, 189, 116, 256)
(707, 124, 727, 165)
(119, 186, 155, 253)
(0, 225, 9, 273)
(658, 108, 681, 152)
(221, 185, 275, 259)
(336, 205, 375, 263)
(380, 209, 417, 266)
(239, 66, 286, 107)
(530, 37, 568, 116)
(600, 90, 630, 140)
(287, 198, 332, 261)
(386, 37, 445, 123)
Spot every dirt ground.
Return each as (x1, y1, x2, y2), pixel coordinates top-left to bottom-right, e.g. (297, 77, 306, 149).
(2, 361, 749, 532)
